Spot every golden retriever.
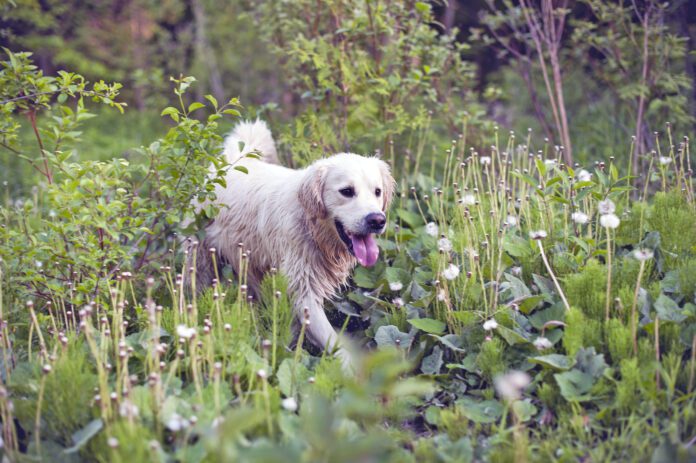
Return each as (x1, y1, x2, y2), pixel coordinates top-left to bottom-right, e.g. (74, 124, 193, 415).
(193, 120, 395, 365)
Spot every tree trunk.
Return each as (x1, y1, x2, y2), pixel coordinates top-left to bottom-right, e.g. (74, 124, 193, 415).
(192, 0, 225, 102)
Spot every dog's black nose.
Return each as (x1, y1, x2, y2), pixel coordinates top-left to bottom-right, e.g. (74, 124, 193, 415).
(365, 212, 386, 231)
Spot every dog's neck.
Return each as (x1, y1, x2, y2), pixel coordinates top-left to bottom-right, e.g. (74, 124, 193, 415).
(300, 214, 355, 293)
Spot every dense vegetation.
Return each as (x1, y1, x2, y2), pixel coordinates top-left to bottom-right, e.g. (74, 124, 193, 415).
(1, 1, 695, 461)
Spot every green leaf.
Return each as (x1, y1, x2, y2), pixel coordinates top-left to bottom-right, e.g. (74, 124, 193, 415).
(554, 369, 595, 402)
(456, 397, 503, 424)
(65, 419, 103, 453)
(654, 294, 686, 323)
(415, 2, 430, 13)
(503, 234, 533, 258)
(375, 325, 414, 349)
(511, 399, 538, 422)
(188, 101, 205, 113)
(421, 346, 443, 374)
(408, 317, 446, 334)
(530, 354, 575, 371)
(234, 166, 249, 174)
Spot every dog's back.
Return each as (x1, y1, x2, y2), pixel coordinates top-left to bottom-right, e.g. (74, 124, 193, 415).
(222, 119, 279, 165)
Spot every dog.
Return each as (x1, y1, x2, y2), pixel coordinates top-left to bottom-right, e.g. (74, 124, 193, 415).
(193, 120, 395, 365)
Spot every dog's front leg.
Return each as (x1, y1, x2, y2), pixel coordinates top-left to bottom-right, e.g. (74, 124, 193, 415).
(294, 291, 352, 369)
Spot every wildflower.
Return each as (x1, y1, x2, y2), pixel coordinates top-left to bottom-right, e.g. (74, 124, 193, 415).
(505, 215, 518, 227)
(176, 325, 196, 340)
(533, 337, 553, 350)
(576, 169, 592, 182)
(494, 370, 531, 401)
(437, 289, 447, 301)
(425, 222, 439, 237)
(119, 400, 140, 418)
(392, 297, 405, 308)
(659, 156, 672, 166)
(600, 213, 620, 229)
(257, 369, 267, 379)
(571, 212, 589, 224)
(544, 159, 556, 168)
(107, 437, 119, 448)
(389, 281, 403, 292)
(529, 230, 547, 240)
(460, 193, 476, 206)
(483, 319, 498, 331)
(438, 237, 453, 252)
(166, 413, 189, 432)
(480, 156, 492, 166)
(442, 264, 460, 280)
(633, 249, 654, 261)
(281, 397, 298, 412)
(598, 199, 615, 215)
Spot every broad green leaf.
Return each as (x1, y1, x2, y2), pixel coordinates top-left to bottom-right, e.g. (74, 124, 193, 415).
(530, 354, 575, 371)
(456, 397, 503, 424)
(421, 346, 443, 374)
(408, 317, 446, 334)
(554, 369, 595, 402)
(375, 325, 414, 349)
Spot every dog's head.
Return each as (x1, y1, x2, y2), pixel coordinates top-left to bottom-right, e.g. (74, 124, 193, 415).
(299, 153, 395, 267)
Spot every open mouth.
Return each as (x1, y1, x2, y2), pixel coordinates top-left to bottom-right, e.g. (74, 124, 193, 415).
(334, 220, 380, 267)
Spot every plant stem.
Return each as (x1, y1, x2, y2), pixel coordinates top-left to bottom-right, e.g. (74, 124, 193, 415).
(537, 240, 570, 311)
(630, 260, 646, 355)
(605, 231, 613, 321)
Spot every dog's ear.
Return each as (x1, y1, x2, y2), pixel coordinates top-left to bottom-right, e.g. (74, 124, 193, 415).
(377, 160, 396, 211)
(299, 165, 328, 219)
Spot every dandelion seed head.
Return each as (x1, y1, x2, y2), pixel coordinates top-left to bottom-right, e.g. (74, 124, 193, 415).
(437, 237, 452, 252)
(282, 397, 298, 412)
(633, 249, 654, 261)
(529, 230, 547, 240)
(483, 319, 498, 331)
(598, 199, 615, 215)
(425, 222, 439, 237)
(600, 213, 620, 229)
(533, 337, 553, 350)
(442, 264, 460, 280)
(494, 370, 531, 401)
(389, 281, 403, 292)
(571, 212, 589, 224)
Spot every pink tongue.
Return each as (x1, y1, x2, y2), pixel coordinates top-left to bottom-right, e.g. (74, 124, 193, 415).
(350, 234, 379, 267)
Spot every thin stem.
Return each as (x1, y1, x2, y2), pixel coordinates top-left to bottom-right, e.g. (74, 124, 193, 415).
(537, 240, 570, 311)
(631, 260, 646, 355)
(605, 232, 613, 321)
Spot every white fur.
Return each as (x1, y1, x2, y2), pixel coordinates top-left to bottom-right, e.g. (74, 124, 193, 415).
(194, 120, 395, 366)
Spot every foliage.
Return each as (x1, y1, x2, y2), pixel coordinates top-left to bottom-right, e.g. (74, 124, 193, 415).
(0, 1, 695, 462)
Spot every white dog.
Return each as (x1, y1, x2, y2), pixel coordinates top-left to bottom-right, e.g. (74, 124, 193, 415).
(193, 120, 394, 363)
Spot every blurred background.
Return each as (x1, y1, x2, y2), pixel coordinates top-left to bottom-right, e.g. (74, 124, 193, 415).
(1, 0, 695, 168)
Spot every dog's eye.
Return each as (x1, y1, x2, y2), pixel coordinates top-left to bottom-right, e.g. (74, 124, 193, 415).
(375, 188, 382, 197)
(339, 187, 355, 198)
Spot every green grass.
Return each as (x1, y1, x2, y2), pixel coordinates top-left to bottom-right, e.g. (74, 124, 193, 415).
(1, 109, 695, 462)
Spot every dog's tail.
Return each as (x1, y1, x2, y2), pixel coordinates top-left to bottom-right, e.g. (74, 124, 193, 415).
(223, 119, 279, 165)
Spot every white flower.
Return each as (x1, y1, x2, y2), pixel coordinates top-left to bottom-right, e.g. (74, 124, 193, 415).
(176, 325, 196, 339)
(483, 319, 498, 331)
(659, 156, 672, 166)
(576, 169, 592, 182)
(165, 413, 189, 432)
(389, 281, 403, 292)
(392, 297, 405, 307)
(600, 213, 620, 229)
(35, 261, 43, 268)
(505, 215, 518, 227)
(633, 249, 654, 261)
(511, 266, 522, 276)
(442, 264, 460, 280)
(425, 222, 439, 237)
(494, 370, 531, 401)
(281, 397, 298, 412)
(438, 237, 453, 252)
(460, 194, 476, 206)
(437, 289, 447, 301)
(544, 159, 556, 168)
(529, 230, 547, 240)
(571, 212, 589, 224)
(480, 156, 492, 166)
(119, 400, 139, 418)
(533, 337, 553, 350)
(598, 199, 615, 215)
